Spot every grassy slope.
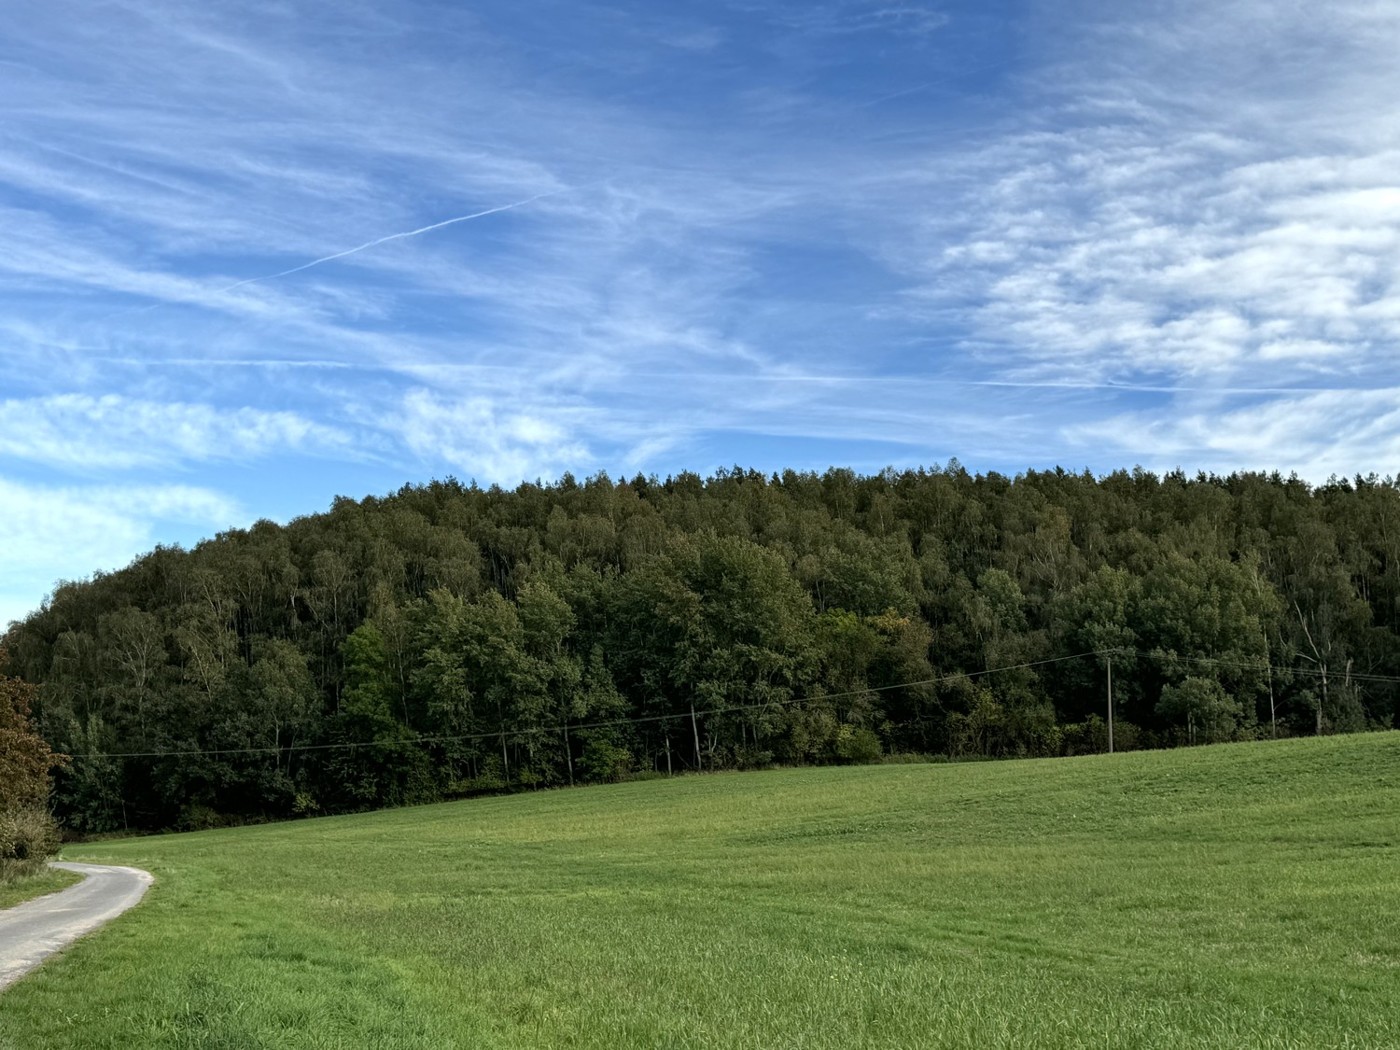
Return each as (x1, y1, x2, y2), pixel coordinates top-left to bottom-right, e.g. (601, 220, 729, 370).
(0, 866, 82, 911)
(1, 734, 1397, 1049)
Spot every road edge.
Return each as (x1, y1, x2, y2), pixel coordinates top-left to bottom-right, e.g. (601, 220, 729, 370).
(0, 861, 154, 993)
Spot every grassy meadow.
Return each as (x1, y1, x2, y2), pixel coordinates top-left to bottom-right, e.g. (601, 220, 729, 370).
(2, 733, 1398, 1049)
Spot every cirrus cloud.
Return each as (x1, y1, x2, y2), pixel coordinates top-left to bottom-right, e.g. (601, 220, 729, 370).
(0, 394, 349, 470)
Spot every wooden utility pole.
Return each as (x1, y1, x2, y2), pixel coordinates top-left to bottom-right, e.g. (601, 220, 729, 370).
(1107, 655, 1115, 755)
(1267, 661, 1277, 739)
(690, 704, 702, 772)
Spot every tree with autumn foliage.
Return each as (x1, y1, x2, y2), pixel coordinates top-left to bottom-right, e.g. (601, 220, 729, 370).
(1, 647, 66, 872)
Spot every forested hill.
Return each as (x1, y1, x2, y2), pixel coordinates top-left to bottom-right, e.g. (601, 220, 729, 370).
(7, 464, 1400, 833)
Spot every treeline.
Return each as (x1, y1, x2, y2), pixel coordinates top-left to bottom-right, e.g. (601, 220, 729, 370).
(6, 464, 1400, 833)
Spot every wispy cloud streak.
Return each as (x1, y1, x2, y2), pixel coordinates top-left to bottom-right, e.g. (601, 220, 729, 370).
(217, 189, 567, 293)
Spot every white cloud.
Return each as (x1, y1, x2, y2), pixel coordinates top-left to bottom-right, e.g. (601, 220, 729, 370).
(0, 395, 348, 470)
(1258, 339, 1346, 363)
(397, 389, 592, 483)
(874, 16, 1380, 325)
(833, 0, 1400, 475)
(1066, 388, 1400, 479)
(0, 476, 242, 628)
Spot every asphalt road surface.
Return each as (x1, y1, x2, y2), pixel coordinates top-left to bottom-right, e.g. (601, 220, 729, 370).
(0, 862, 153, 991)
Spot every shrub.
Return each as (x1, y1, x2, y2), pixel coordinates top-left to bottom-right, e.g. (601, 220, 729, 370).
(834, 724, 883, 764)
(580, 739, 633, 783)
(177, 804, 233, 832)
(0, 804, 63, 874)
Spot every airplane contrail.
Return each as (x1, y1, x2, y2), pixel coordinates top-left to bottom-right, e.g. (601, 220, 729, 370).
(218, 189, 561, 295)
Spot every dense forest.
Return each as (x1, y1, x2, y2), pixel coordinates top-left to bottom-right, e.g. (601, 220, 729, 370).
(6, 464, 1400, 834)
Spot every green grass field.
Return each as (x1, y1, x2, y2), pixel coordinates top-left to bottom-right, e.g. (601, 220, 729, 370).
(2, 734, 1398, 1049)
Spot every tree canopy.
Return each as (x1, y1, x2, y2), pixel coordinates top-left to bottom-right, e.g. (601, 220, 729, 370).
(6, 464, 1399, 833)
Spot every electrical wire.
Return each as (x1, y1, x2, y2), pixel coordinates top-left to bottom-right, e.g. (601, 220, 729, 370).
(65, 649, 1116, 760)
(65, 644, 1400, 762)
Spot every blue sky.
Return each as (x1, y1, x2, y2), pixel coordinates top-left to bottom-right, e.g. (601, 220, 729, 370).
(4, 0, 1400, 625)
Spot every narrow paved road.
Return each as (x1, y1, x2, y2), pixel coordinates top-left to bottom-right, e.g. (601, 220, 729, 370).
(0, 862, 153, 991)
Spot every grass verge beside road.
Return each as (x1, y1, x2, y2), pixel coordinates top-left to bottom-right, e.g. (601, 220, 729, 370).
(2, 733, 1398, 1048)
(0, 866, 82, 911)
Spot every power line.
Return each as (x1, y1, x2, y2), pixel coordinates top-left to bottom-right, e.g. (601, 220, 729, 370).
(66, 645, 1400, 763)
(1110, 647, 1400, 686)
(65, 649, 1115, 761)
